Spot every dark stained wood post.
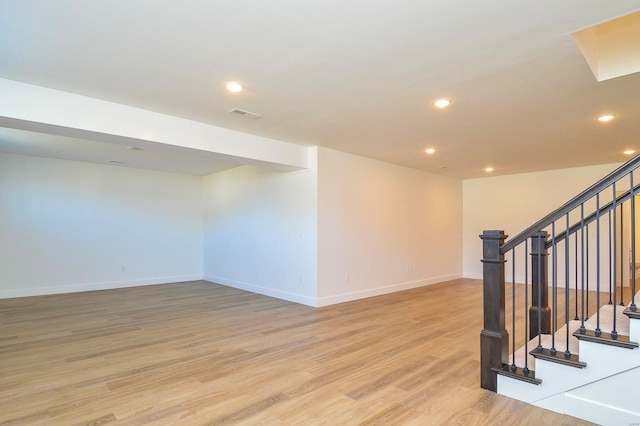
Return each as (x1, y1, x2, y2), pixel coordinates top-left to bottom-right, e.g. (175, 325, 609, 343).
(480, 230, 509, 391)
(530, 231, 551, 338)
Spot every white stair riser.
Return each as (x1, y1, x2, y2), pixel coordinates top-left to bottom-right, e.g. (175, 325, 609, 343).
(631, 316, 639, 341)
(497, 297, 640, 424)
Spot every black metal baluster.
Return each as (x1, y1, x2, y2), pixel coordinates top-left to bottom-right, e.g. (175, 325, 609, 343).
(511, 248, 517, 371)
(632, 171, 638, 313)
(596, 193, 602, 336)
(565, 213, 571, 357)
(586, 222, 589, 319)
(609, 210, 613, 305)
(537, 233, 543, 351)
(524, 240, 530, 374)
(580, 204, 586, 333)
(620, 196, 625, 306)
(574, 231, 579, 320)
(612, 183, 618, 339)
(551, 221, 557, 354)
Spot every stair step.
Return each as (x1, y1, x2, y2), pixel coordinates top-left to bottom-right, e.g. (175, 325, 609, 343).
(529, 347, 586, 368)
(511, 299, 638, 369)
(584, 303, 630, 335)
(622, 290, 640, 320)
(572, 329, 639, 349)
(492, 363, 541, 385)
(511, 320, 581, 369)
(624, 306, 640, 319)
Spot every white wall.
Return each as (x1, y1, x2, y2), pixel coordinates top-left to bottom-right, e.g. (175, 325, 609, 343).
(463, 163, 622, 284)
(0, 152, 203, 298)
(317, 148, 463, 306)
(9, 144, 624, 305)
(202, 148, 318, 306)
(2, 146, 461, 307)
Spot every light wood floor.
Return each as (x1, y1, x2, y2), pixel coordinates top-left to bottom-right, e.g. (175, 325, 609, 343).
(0, 279, 594, 425)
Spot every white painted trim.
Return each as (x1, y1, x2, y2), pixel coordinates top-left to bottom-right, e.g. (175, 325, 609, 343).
(316, 273, 463, 307)
(0, 275, 203, 299)
(203, 275, 318, 307)
(564, 392, 640, 425)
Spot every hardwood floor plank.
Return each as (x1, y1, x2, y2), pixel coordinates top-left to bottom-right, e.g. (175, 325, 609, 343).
(0, 409, 51, 426)
(355, 402, 419, 425)
(77, 413, 117, 426)
(209, 393, 289, 425)
(345, 358, 429, 401)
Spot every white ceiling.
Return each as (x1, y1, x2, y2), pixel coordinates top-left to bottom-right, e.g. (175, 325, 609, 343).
(1, 0, 640, 179)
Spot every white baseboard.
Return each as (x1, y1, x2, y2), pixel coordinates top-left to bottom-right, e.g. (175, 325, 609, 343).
(464, 272, 483, 280)
(315, 273, 463, 307)
(0, 274, 203, 299)
(202, 275, 318, 307)
(1, 273, 465, 307)
(204, 274, 464, 307)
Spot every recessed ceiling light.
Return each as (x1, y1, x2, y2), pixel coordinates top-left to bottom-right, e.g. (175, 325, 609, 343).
(624, 149, 636, 155)
(225, 81, 244, 93)
(597, 114, 615, 122)
(485, 167, 494, 172)
(425, 148, 436, 154)
(434, 99, 451, 108)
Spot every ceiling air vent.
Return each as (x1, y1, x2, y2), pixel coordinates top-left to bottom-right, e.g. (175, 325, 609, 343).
(229, 108, 262, 119)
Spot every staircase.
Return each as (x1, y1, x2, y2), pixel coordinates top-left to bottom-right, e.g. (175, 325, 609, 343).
(480, 156, 640, 425)
(499, 297, 639, 424)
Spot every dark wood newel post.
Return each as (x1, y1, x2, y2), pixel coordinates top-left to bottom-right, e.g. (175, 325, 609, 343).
(530, 231, 551, 338)
(480, 230, 508, 391)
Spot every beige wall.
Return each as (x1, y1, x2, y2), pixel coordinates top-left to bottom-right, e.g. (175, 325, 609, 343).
(463, 163, 622, 282)
(317, 147, 463, 305)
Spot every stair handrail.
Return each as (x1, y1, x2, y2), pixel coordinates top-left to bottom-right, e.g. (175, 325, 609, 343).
(545, 181, 640, 248)
(501, 155, 640, 254)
